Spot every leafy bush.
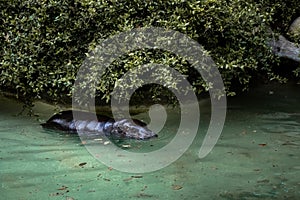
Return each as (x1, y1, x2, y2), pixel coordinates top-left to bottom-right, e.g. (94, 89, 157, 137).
(1, 0, 299, 108)
(255, 0, 300, 34)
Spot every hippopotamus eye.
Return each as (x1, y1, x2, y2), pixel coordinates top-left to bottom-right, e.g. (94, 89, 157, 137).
(117, 127, 124, 134)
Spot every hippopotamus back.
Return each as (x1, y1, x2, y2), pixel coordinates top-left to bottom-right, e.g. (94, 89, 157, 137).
(41, 110, 157, 140)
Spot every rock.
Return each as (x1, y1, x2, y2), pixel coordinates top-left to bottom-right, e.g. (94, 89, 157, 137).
(267, 17, 300, 63)
(288, 17, 300, 39)
(269, 34, 300, 63)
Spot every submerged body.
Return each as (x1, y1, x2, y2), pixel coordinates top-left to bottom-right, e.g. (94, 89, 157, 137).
(41, 110, 157, 140)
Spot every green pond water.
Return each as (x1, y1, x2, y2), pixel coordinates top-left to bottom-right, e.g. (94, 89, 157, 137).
(1, 83, 299, 200)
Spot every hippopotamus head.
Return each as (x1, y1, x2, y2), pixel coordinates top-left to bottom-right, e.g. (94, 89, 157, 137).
(110, 119, 157, 140)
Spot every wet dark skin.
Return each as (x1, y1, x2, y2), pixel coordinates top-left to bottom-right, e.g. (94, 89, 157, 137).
(41, 110, 157, 140)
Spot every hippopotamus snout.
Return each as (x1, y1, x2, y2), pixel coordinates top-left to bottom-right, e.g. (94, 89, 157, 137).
(111, 119, 157, 139)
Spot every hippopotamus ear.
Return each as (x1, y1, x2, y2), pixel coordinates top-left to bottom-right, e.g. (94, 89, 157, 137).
(132, 119, 147, 127)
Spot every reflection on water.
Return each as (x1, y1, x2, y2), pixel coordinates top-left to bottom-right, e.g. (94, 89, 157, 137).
(1, 83, 300, 199)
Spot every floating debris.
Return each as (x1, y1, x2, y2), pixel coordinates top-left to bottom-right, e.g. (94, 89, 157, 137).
(131, 175, 143, 178)
(108, 167, 113, 171)
(134, 193, 153, 198)
(258, 143, 267, 147)
(123, 177, 133, 182)
(269, 90, 274, 95)
(57, 186, 68, 190)
(123, 175, 143, 182)
(257, 179, 270, 183)
(49, 192, 64, 196)
(79, 162, 87, 167)
(172, 184, 183, 190)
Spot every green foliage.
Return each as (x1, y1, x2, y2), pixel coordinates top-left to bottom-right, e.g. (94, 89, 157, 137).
(1, 0, 299, 107)
(255, 0, 300, 34)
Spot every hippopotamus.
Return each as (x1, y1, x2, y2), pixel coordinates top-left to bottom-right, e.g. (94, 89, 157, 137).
(41, 110, 157, 140)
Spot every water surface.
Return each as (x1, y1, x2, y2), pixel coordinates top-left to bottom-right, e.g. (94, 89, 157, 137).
(1, 83, 299, 199)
